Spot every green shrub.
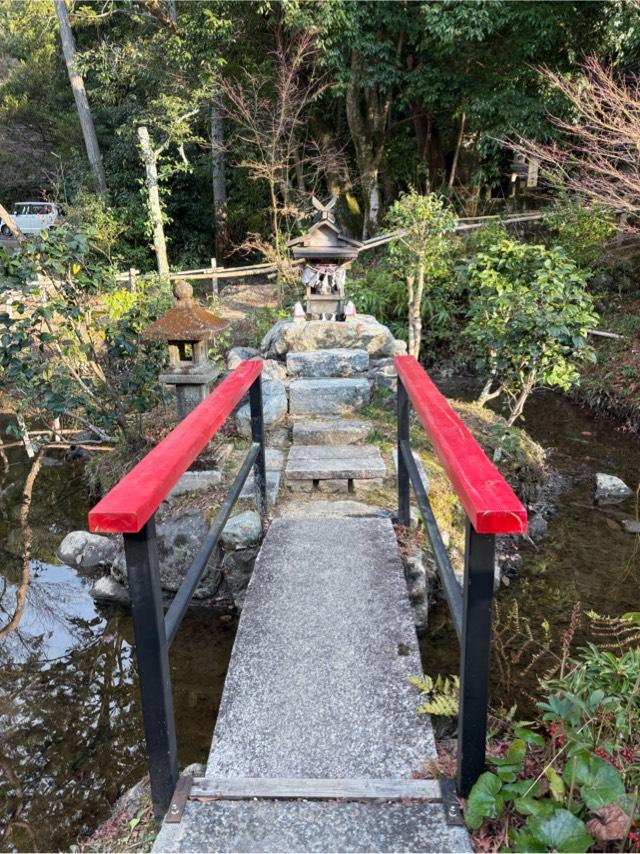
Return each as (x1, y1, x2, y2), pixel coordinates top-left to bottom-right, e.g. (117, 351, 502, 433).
(0, 225, 170, 446)
(465, 238, 599, 425)
(385, 191, 458, 359)
(543, 201, 617, 270)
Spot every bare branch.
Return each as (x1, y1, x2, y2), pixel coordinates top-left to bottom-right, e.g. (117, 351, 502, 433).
(511, 57, 640, 225)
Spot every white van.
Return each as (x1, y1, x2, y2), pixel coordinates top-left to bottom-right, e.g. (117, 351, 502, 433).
(1, 201, 59, 236)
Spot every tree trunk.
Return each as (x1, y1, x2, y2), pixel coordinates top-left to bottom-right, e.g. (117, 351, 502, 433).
(292, 146, 305, 193)
(54, 0, 107, 195)
(406, 273, 418, 359)
(507, 372, 536, 426)
(211, 93, 227, 259)
(410, 261, 425, 360)
(0, 202, 25, 243)
(345, 50, 392, 240)
(448, 112, 466, 188)
(478, 376, 503, 406)
(137, 126, 169, 278)
(363, 170, 381, 240)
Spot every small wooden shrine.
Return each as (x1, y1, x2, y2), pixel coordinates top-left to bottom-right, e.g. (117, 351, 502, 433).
(289, 197, 362, 319)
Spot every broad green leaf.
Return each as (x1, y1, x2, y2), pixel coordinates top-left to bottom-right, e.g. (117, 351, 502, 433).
(580, 760, 625, 810)
(509, 827, 547, 853)
(466, 772, 504, 823)
(527, 809, 593, 852)
(514, 725, 545, 747)
(514, 796, 557, 817)
(492, 739, 526, 767)
(503, 779, 538, 798)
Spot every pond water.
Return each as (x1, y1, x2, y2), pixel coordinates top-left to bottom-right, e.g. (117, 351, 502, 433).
(0, 422, 238, 852)
(0, 387, 639, 852)
(422, 382, 640, 709)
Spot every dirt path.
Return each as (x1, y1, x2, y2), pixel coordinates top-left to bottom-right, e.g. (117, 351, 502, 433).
(217, 281, 279, 321)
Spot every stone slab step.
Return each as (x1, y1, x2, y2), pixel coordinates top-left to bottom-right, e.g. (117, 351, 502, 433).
(153, 517, 470, 852)
(289, 378, 370, 417)
(279, 500, 391, 519)
(292, 419, 370, 446)
(285, 444, 385, 481)
(286, 348, 369, 378)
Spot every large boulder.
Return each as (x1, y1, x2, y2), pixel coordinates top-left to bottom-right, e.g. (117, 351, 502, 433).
(261, 316, 398, 359)
(220, 510, 262, 550)
(235, 378, 288, 437)
(58, 531, 119, 569)
(227, 346, 259, 370)
(221, 547, 259, 609)
(595, 473, 633, 505)
(90, 575, 130, 605)
(112, 510, 221, 599)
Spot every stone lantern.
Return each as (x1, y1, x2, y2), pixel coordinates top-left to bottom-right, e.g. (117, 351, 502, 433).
(288, 197, 362, 320)
(143, 279, 228, 420)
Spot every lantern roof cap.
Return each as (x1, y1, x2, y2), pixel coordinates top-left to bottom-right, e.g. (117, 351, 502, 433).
(143, 280, 228, 342)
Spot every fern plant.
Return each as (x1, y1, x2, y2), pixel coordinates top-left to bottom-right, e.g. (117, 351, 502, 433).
(409, 674, 460, 716)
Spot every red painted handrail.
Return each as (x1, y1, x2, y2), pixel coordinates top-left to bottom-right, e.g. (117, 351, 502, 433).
(395, 356, 527, 535)
(89, 360, 262, 534)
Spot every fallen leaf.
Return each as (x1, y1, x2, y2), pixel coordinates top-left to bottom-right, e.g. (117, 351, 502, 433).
(586, 803, 630, 841)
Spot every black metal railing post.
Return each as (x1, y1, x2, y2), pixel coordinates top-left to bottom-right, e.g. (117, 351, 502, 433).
(123, 517, 179, 820)
(249, 373, 268, 517)
(456, 520, 496, 797)
(397, 378, 411, 526)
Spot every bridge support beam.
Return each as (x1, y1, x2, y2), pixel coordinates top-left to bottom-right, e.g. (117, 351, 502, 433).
(249, 374, 268, 517)
(124, 519, 179, 820)
(456, 522, 495, 797)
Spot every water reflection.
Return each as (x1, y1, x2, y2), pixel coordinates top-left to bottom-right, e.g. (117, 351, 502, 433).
(421, 383, 640, 709)
(0, 421, 238, 852)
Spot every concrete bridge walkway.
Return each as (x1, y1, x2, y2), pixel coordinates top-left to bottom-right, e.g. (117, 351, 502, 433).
(89, 350, 526, 852)
(154, 513, 471, 852)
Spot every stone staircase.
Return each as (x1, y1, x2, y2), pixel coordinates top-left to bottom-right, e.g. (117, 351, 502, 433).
(283, 348, 387, 498)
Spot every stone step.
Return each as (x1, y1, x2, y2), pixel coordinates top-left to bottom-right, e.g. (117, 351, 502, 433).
(289, 378, 370, 417)
(292, 419, 371, 446)
(285, 444, 385, 481)
(278, 499, 391, 519)
(286, 348, 369, 378)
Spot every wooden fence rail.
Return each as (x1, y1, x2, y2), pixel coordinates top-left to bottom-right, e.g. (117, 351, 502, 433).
(115, 210, 546, 285)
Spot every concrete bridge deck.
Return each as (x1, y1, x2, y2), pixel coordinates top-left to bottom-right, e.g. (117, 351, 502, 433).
(153, 516, 471, 853)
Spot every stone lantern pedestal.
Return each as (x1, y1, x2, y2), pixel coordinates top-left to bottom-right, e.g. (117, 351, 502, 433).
(160, 358, 220, 421)
(143, 280, 228, 420)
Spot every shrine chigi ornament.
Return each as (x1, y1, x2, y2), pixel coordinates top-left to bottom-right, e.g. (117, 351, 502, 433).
(143, 279, 228, 420)
(288, 197, 362, 320)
